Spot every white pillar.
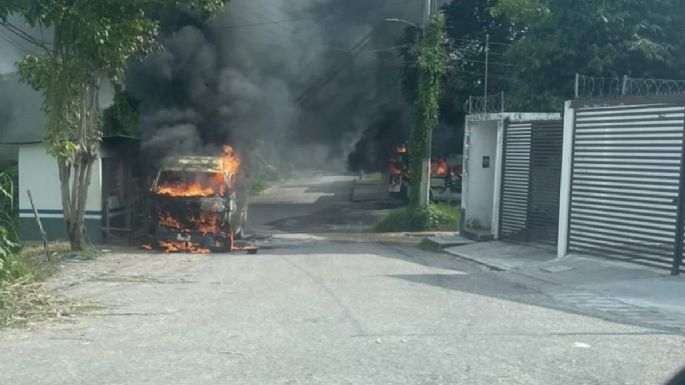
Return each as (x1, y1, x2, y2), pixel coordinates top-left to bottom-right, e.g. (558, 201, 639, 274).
(491, 117, 505, 240)
(557, 101, 575, 258)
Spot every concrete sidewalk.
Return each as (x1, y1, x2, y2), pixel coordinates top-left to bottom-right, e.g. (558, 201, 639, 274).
(444, 241, 556, 271)
(444, 241, 685, 332)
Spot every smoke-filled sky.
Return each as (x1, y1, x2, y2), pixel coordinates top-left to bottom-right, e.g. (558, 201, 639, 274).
(0, 0, 435, 170)
(128, 0, 424, 172)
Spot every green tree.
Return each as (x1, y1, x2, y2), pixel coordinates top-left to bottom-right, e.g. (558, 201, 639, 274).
(399, 1, 518, 155)
(408, 14, 447, 207)
(0, 0, 225, 250)
(491, 0, 685, 110)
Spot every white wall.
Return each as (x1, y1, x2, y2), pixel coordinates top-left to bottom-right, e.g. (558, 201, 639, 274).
(463, 120, 498, 230)
(19, 143, 102, 220)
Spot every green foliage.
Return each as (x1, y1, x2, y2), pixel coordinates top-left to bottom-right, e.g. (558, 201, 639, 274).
(0, 238, 29, 283)
(361, 173, 383, 181)
(249, 178, 271, 197)
(490, 0, 550, 25)
(400, 0, 685, 131)
(491, 0, 685, 111)
(3, 0, 227, 251)
(376, 203, 460, 233)
(0, 165, 18, 237)
(103, 85, 140, 137)
(0, 165, 24, 282)
(399, 0, 519, 157)
(408, 14, 447, 207)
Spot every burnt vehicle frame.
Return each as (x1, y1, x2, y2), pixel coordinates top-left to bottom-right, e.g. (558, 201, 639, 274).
(149, 155, 248, 252)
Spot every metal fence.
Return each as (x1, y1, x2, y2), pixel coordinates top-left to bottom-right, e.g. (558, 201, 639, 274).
(464, 92, 505, 114)
(575, 74, 685, 99)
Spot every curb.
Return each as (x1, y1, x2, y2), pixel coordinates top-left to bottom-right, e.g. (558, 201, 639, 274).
(442, 248, 510, 271)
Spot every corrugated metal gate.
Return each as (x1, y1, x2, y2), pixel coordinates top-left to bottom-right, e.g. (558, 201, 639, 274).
(499, 120, 564, 244)
(499, 122, 532, 240)
(528, 121, 564, 244)
(568, 102, 685, 272)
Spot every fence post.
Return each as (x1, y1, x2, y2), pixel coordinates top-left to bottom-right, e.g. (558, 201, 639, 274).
(500, 91, 505, 112)
(574, 73, 580, 98)
(621, 75, 629, 96)
(27, 189, 49, 262)
(671, 117, 685, 275)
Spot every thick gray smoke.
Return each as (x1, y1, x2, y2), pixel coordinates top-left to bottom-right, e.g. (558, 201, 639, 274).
(127, 0, 422, 173)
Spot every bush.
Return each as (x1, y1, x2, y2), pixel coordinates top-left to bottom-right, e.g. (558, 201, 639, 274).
(0, 166, 18, 241)
(0, 227, 28, 282)
(250, 178, 271, 196)
(376, 203, 459, 232)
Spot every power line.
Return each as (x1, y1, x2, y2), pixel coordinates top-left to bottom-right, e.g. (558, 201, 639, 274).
(0, 28, 31, 54)
(458, 58, 518, 67)
(227, 26, 410, 54)
(448, 35, 513, 47)
(458, 68, 522, 81)
(0, 22, 51, 52)
(213, 15, 319, 30)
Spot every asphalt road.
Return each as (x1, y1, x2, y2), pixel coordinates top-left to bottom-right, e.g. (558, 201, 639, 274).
(1, 174, 684, 384)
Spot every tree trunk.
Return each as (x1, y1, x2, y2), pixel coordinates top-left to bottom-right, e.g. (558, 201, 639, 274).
(59, 84, 99, 252)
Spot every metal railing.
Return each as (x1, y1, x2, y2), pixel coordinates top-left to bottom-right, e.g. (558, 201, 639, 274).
(464, 92, 505, 114)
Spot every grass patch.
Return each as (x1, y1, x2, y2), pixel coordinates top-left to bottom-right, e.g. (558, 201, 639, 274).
(361, 172, 383, 181)
(376, 203, 459, 232)
(250, 178, 271, 196)
(0, 277, 98, 328)
(0, 241, 100, 328)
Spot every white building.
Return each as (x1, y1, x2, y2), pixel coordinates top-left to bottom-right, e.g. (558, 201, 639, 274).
(14, 138, 139, 243)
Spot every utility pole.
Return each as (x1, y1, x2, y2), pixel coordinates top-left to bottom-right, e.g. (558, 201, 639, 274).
(483, 33, 490, 113)
(418, 0, 433, 206)
(422, 0, 432, 25)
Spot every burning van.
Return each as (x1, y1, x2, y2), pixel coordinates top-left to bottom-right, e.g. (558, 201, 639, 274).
(149, 146, 247, 253)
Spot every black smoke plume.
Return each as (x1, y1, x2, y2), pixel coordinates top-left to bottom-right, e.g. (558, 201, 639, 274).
(126, 0, 422, 173)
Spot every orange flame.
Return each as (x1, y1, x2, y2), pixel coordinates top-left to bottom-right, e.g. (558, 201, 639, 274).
(222, 145, 240, 174)
(158, 241, 211, 254)
(155, 177, 220, 197)
(151, 144, 243, 254)
(188, 213, 220, 236)
(159, 213, 185, 232)
(432, 160, 447, 176)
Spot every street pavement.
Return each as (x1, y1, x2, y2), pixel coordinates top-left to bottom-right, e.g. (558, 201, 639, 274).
(1, 173, 684, 385)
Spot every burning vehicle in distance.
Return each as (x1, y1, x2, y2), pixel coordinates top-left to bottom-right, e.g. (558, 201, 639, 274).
(148, 146, 248, 253)
(387, 144, 462, 203)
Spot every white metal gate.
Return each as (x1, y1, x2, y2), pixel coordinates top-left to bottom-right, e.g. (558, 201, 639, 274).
(568, 102, 685, 271)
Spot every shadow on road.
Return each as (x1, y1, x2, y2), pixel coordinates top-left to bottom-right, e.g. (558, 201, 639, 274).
(388, 271, 685, 336)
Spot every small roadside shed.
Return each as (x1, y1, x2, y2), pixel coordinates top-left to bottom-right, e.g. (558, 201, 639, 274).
(14, 136, 140, 243)
(460, 112, 562, 242)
